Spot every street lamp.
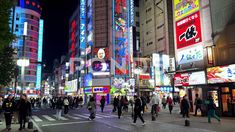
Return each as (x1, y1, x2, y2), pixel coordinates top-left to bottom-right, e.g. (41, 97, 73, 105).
(134, 68, 141, 96)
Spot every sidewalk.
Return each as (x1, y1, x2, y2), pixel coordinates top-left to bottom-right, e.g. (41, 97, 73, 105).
(0, 121, 38, 132)
(145, 104, 235, 132)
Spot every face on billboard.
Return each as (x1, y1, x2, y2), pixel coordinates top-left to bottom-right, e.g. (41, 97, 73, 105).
(175, 11, 202, 49)
(177, 45, 203, 65)
(174, 0, 199, 20)
(97, 49, 105, 59)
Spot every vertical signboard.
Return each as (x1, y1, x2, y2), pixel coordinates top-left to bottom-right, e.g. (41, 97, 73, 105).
(175, 11, 202, 49)
(36, 19, 43, 90)
(80, 0, 86, 50)
(152, 54, 161, 86)
(113, 0, 130, 75)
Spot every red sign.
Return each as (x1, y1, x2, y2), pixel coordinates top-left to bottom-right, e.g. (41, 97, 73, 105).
(139, 74, 151, 80)
(175, 11, 202, 49)
(174, 73, 189, 86)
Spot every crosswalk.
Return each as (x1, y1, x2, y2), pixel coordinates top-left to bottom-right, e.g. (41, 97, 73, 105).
(32, 113, 118, 122)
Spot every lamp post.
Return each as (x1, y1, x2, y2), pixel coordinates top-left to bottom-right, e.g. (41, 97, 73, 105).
(134, 68, 141, 96)
(17, 22, 29, 94)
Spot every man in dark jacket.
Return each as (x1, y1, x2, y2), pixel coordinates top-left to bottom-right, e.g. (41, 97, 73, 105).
(2, 94, 14, 131)
(181, 95, 190, 118)
(56, 97, 63, 120)
(18, 94, 31, 131)
(132, 95, 145, 126)
(100, 96, 105, 113)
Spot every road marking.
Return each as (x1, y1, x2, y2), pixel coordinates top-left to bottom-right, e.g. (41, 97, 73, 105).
(83, 114, 102, 118)
(98, 114, 118, 118)
(42, 115, 56, 121)
(65, 114, 81, 120)
(73, 114, 88, 119)
(32, 115, 43, 122)
(53, 115, 68, 120)
(31, 118, 43, 132)
(41, 121, 92, 127)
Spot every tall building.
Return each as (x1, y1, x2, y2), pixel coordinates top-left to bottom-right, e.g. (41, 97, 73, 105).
(139, 0, 174, 57)
(66, 0, 135, 103)
(10, 0, 43, 95)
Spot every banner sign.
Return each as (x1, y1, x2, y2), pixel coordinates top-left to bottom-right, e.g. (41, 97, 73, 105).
(177, 45, 203, 64)
(174, 0, 199, 20)
(176, 11, 202, 49)
(207, 64, 235, 84)
(174, 71, 206, 86)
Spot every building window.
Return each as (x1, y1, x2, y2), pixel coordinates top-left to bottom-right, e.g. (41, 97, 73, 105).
(146, 7, 152, 13)
(136, 32, 140, 37)
(146, 18, 152, 24)
(136, 12, 139, 17)
(158, 37, 164, 41)
(136, 22, 140, 27)
(147, 41, 153, 46)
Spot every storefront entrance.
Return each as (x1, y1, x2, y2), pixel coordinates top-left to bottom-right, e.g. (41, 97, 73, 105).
(221, 87, 235, 116)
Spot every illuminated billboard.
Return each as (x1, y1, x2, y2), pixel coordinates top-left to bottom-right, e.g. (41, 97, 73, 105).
(207, 64, 235, 84)
(36, 19, 43, 90)
(152, 53, 171, 86)
(93, 48, 110, 76)
(174, 71, 206, 86)
(84, 73, 92, 87)
(175, 11, 202, 49)
(80, 0, 86, 50)
(113, 0, 130, 75)
(174, 0, 199, 20)
(19, 0, 42, 14)
(177, 45, 203, 65)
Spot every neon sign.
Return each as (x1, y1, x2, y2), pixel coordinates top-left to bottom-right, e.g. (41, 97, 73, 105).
(36, 20, 43, 90)
(80, 0, 86, 50)
(113, 0, 130, 75)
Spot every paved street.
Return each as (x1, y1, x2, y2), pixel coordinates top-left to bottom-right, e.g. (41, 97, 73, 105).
(1, 104, 235, 132)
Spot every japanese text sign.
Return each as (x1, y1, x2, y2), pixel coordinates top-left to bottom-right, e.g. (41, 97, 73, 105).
(176, 11, 202, 49)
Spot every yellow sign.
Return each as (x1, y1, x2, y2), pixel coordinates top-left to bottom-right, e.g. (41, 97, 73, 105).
(174, 0, 200, 20)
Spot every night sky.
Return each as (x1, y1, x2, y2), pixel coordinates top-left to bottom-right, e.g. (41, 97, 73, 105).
(41, 0, 78, 72)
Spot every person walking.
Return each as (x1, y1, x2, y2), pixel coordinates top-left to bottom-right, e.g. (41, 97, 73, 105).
(123, 96, 129, 112)
(2, 95, 15, 131)
(18, 94, 31, 131)
(87, 97, 96, 120)
(194, 94, 203, 116)
(63, 97, 69, 115)
(100, 96, 105, 113)
(167, 96, 173, 114)
(151, 94, 160, 119)
(113, 96, 118, 112)
(162, 95, 167, 109)
(140, 96, 147, 114)
(132, 95, 145, 126)
(0, 96, 3, 125)
(117, 96, 123, 119)
(181, 95, 190, 118)
(79, 96, 83, 108)
(56, 97, 63, 120)
(206, 96, 220, 123)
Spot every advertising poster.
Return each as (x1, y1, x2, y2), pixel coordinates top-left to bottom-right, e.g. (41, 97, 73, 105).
(176, 11, 202, 49)
(84, 74, 92, 87)
(207, 64, 235, 84)
(174, 0, 199, 20)
(174, 73, 189, 86)
(114, 0, 130, 75)
(189, 71, 206, 85)
(177, 45, 203, 64)
(174, 71, 206, 86)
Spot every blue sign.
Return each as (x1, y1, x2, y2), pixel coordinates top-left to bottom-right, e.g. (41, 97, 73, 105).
(80, 0, 86, 49)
